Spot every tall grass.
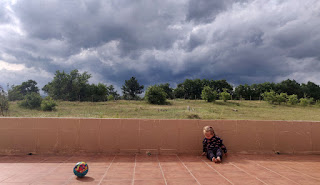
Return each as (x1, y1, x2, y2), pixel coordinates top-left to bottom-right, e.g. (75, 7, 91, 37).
(5, 99, 320, 121)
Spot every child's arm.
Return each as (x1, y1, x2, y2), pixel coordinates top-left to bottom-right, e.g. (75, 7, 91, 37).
(202, 139, 207, 153)
(217, 137, 227, 154)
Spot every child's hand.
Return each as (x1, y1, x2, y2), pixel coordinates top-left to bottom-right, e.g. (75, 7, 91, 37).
(201, 152, 206, 156)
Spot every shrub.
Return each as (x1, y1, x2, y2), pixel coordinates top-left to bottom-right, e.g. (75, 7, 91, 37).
(261, 90, 277, 104)
(41, 97, 57, 111)
(275, 93, 288, 105)
(19, 92, 42, 109)
(107, 95, 114, 101)
(262, 91, 288, 105)
(201, 86, 217, 102)
(0, 87, 9, 116)
(299, 98, 309, 106)
(308, 97, 314, 105)
(220, 89, 231, 102)
(145, 85, 167, 105)
(288, 95, 299, 105)
(316, 100, 320, 107)
(187, 114, 201, 119)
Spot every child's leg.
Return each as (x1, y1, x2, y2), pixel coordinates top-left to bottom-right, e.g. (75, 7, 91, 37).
(215, 148, 223, 162)
(206, 150, 216, 161)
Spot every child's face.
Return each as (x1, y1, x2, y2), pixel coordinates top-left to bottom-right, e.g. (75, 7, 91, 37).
(204, 131, 214, 139)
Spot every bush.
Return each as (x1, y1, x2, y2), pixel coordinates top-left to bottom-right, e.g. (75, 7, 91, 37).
(201, 86, 217, 102)
(262, 91, 288, 105)
(308, 97, 314, 105)
(275, 93, 288, 105)
(0, 87, 9, 116)
(41, 97, 57, 111)
(187, 114, 201, 119)
(145, 85, 167, 105)
(288, 95, 299, 105)
(316, 100, 320, 107)
(19, 92, 42, 109)
(299, 98, 309, 106)
(107, 95, 114, 101)
(261, 90, 276, 104)
(220, 89, 231, 102)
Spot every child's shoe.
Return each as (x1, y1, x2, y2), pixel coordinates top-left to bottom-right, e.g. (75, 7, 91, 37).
(212, 157, 217, 162)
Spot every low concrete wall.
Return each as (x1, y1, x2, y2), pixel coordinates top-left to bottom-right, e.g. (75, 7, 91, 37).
(0, 118, 319, 155)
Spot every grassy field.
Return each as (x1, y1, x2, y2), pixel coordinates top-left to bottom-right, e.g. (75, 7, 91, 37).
(5, 99, 320, 121)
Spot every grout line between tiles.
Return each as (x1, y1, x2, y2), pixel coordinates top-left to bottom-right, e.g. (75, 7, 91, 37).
(0, 156, 50, 183)
(157, 155, 168, 185)
(30, 155, 74, 185)
(97, 155, 117, 185)
(239, 155, 301, 185)
(229, 162, 268, 185)
(198, 156, 234, 185)
(270, 161, 320, 180)
(132, 154, 137, 185)
(176, 155, 201, 185)
(252, 161, 300, 185)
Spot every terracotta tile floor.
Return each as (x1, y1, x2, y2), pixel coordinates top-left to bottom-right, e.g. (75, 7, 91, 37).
(0, 154, 319, 185)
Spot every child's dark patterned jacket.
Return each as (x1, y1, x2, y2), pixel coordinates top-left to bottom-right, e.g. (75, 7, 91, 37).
(203, 136, 227, 153)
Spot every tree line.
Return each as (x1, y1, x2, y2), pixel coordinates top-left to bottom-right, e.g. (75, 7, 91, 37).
(5, 69, 320, 103)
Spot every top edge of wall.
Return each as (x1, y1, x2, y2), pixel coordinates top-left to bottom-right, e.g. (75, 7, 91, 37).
(0, 117, 319, 123)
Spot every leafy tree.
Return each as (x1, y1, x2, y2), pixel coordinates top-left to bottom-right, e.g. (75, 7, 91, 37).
(173, 85, 185, 99)
(174, 79, 233, 100)
(20, 80, 39, 96)
(0, 86, 9, 116)
(145, 85, 167, 105)
(258, 82, 276, 93)
(107, 85, 120, 100)
(19, 92, 42, 109)
(220, 89, 231, 102)
(122, 77, 144, 100)
(201, 86, 217, 102)
(8, 80, 39, 101)
(8, 86, 24, 101)
(158, 83, 174, 99)
(235, 84, 252, 100)
(212, 80, 233, 94)
(88, 83, 108, 102)
(175, 79, 203, 99)
(43, 70, 91, 101)
(276, 79, 303, 98)
(288, 95, 299, 105)
(301, 81, 320, 100)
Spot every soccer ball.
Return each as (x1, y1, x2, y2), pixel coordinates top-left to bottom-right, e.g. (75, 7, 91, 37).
(73, 162, 89, 177)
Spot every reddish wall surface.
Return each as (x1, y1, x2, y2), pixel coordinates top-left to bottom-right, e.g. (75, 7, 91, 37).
(0, 118, 319, 155)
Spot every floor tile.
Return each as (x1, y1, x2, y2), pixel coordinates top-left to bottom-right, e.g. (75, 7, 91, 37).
(166, 178, 199, 185)
(0, 154, 318, 185)
(134, 179, 166, 185)
(100, 179, 132, 185)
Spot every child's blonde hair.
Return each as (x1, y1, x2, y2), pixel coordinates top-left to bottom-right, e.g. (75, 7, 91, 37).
(203, 126, 215, 135)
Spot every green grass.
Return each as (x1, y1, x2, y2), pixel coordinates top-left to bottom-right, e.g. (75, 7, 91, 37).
(5, 100, 320, 121)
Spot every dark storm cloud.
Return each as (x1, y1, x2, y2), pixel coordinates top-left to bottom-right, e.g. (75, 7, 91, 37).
(12, 0, 184, 55)
(1, 0, 320, 93)
(186, 0, 230, 23)
(186, 0, 249, 23)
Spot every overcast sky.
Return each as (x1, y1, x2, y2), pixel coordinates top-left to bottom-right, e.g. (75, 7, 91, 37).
(1, 0, 319, 93)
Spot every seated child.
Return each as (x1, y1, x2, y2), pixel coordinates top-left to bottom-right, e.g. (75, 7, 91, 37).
(202, 126, 227, 162)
